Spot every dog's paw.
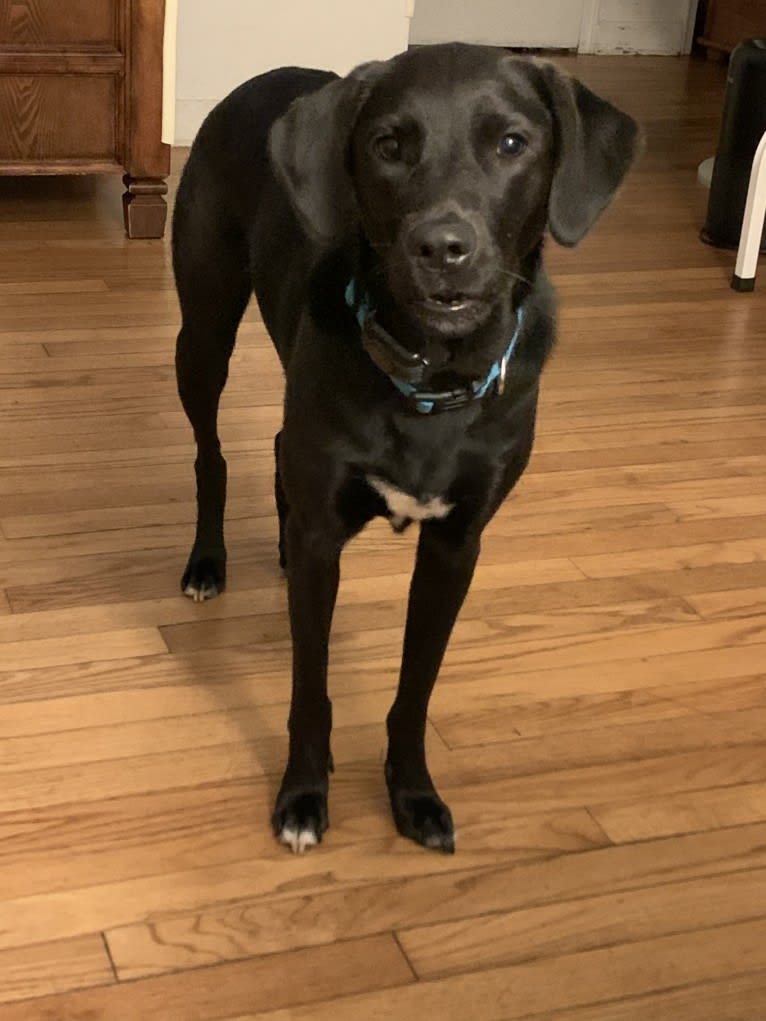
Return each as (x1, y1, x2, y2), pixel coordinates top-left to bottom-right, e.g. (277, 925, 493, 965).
(387, 781, 455, 853)
(272, 789, 328, 854)
(181, 552, 226, 602)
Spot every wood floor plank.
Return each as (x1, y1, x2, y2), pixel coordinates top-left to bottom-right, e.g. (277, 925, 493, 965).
(535, 417, 766, 454)
(430, 706, 766, 782)
(591, 781, 766, 844)
(0, 628, 167, 671)
(429, 621, 766, 689)
(0, 648, 281, 708)
(104, 823, 766, 981)
(0, 935, 113, 1005)
(0, 935, 412, 1021)
(431, 744, 766, 829)
(655, 675, 766, 713)
(685, 585, 766, 622)
(398, 867, 766, 979)
(0, 279, 109, 296)
(520, 455, 766, 503)
(436, 642, 766, 706)
(432, 686, 694, 747)
(668, 495, 766, 522)
(501, 971, 766, 1021)
(529, 437, 765, 473)
(0, 411, 171, 441)
(196, 918, 766, 1021)
(636, 560, 766, 600)
(573, 536, 766, 580)
(487, 513, 766, 560)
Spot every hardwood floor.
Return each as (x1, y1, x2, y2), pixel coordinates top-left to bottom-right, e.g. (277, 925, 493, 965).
(1, 53, 765, 1019)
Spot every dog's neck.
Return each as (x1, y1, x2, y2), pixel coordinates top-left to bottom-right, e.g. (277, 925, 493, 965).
(345, 278, 527, 415)
(343, 244, 540, 413)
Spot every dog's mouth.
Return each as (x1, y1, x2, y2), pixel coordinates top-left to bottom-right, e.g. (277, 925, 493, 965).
(413, 289, 488, 331)
(424, 291, 479, 313)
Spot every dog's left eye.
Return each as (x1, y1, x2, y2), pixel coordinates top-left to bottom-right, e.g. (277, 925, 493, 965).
(498, 133, 527, 157)
(374, 135, 402, 161)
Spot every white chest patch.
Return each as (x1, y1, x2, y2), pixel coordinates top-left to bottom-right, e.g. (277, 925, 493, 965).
(367, 475, 454, 530)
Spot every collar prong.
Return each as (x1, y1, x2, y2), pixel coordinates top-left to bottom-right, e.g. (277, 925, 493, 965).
(497, 354, 509, 396)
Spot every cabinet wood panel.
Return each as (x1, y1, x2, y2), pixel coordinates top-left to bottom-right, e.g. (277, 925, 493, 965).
(0, 0, 120, 48)
(700, 0, 766, 54)
(0, 75, 118, 163)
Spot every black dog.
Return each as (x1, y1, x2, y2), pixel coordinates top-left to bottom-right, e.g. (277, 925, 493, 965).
(173, 43, 638, 854)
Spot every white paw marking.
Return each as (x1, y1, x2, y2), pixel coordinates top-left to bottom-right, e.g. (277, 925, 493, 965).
(279, 825, 319, 854)
(367, 476, 453, 527)
(184, 583, 217, 603)
(425, 829, 456, 850)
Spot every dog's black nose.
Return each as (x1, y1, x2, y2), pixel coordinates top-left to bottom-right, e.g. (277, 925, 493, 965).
(408, 218, 477, 270)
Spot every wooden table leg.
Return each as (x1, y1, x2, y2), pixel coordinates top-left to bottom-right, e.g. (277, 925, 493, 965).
(122, 175, 169, 239)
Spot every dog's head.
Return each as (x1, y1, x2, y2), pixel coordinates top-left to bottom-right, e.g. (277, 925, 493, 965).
(270, 44, 639, 339)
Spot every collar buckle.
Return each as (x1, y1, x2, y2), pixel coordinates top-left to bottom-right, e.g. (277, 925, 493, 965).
(361, 318, 429, 386)
(404, 387, 473, 414)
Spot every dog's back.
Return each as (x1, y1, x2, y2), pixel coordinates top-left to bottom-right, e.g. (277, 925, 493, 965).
(173, 67, 336, 361)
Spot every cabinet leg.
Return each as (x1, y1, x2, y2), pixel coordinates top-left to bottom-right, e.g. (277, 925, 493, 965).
(122, 175, 168, 239)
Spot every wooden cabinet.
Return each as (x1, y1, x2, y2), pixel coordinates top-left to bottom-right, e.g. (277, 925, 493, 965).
(0, 0, 171, 237)
(699, 0, 766, 55)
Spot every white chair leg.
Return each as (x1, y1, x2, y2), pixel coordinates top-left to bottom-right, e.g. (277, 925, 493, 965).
(732, 130, 766, 291)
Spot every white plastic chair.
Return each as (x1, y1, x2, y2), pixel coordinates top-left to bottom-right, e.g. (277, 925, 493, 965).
(732, 129, 766, 290)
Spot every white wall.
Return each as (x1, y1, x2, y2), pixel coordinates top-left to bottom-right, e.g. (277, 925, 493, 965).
(408, 0, 698, 55)
(172, 0, 700, 143)
(409, 0, 586, 50)
(174, 0, 412, 144)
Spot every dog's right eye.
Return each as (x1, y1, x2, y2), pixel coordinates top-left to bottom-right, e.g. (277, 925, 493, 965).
(498, 133, 527, 157)
(374, 135, 402, 161)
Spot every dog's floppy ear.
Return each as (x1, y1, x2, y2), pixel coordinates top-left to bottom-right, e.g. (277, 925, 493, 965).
(269, 62, 385, 246)
(541, 65, 640, 247)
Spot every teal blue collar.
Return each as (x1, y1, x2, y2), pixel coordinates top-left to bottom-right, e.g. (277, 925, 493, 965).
(345, 279, 523, 414)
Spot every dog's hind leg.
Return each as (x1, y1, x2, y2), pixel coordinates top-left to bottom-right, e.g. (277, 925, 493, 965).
(386, 520, 481, 853)
(174, 193, 251, 601)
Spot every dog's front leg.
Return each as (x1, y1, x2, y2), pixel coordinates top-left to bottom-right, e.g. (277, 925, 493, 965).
(272, 513, 340, 854)
(386, 520, 481, 853)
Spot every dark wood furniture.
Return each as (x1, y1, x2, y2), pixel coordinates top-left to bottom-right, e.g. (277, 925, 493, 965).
(699, 0, 766, 56)
(0, 0, 170, 237)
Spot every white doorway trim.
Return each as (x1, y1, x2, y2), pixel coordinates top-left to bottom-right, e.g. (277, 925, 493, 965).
(579, 0, 700, 55)
(683, 0, 700, 52)
(578, 0, 600, 54)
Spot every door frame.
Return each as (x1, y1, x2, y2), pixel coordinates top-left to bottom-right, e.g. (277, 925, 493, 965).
(578, 0, 700, 54)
